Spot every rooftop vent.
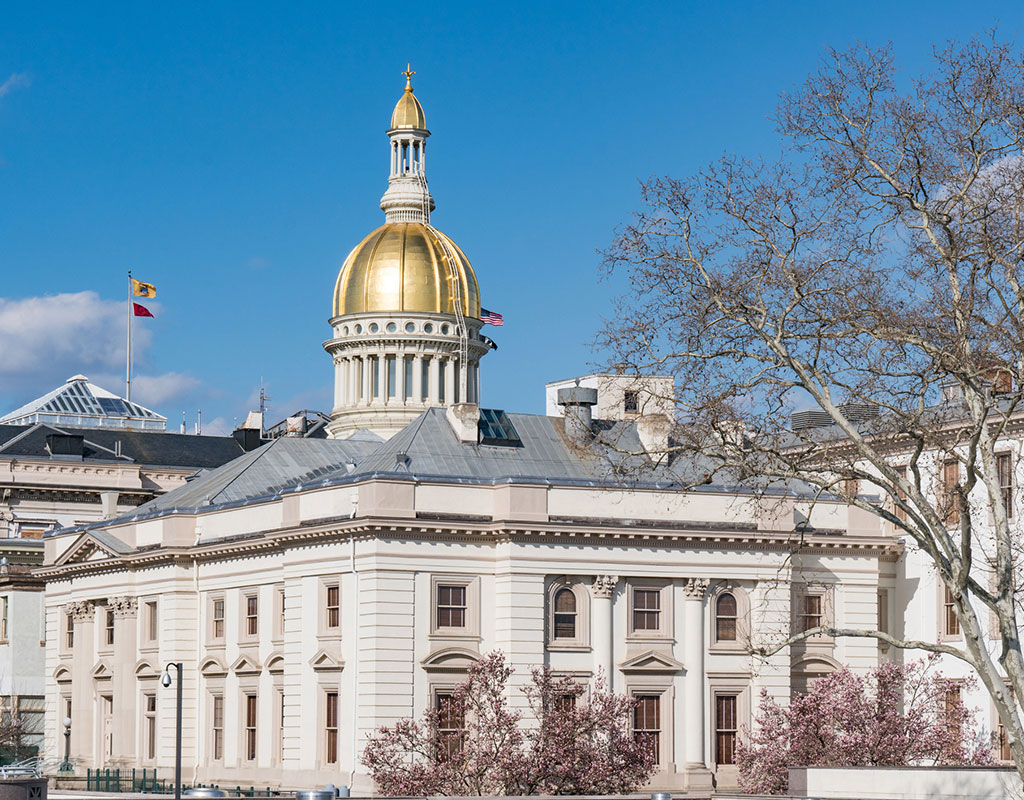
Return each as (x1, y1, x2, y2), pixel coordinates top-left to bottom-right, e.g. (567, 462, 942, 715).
(791, 402, 879, 431)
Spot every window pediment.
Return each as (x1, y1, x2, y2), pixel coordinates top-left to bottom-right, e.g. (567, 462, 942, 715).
(91, 660, 113, 679)
(200, 656, 228, 677)
(53, 665, 72, 683)
(230, 654, 262, 676)
(618, 649, 684, 674)
(309, 649, 345, 672)
(265, 651, 286, 674)
(135, 659, 159, 678)
(421, 646, 480, 673)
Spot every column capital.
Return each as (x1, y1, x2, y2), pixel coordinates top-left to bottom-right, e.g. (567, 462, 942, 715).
(683, 577, 710, 600)
(591, 575, 618, 599)
(109, 595, 138, 618)
(67, 600, 95, 622)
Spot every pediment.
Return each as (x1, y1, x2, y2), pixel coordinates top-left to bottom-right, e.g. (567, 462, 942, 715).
(231, 653, 262, 676)
(200, 656, 228, 677)
(54, 532, 124, 567)
(420, 647, 480, 674)
(91, 660, 113, 680)
(53, 665, 72, 683)
(618, 649, 685, 674)
(265, 651, 285, 674)
(135, 659, 159, 678)
(309, 649, 345, 672)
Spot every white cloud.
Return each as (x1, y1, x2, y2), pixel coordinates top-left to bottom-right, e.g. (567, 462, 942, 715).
(90, 371, 201, 409)
(0, 73, 30, 99)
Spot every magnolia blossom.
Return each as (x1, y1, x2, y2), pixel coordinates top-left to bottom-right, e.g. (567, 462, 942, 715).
(361, 651, 656, 796)
(737, 656, 994, 794)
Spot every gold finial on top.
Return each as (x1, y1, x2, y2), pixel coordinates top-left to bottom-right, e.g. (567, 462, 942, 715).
(402, 63, 415, 92)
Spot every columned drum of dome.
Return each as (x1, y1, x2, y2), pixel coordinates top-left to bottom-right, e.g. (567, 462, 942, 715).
(324, 69, 491, 440)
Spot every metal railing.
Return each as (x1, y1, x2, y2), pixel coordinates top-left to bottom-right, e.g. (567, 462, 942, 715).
(85, 771, 285, 797)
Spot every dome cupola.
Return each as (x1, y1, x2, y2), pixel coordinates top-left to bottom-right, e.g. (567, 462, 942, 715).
(323, 67, 492, 441)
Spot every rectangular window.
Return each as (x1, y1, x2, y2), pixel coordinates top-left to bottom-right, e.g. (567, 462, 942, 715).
(325, 692, 339, 764)
(104, 608, 115, 646)
(145, 598, 156, 643)
(436, 585, 466, 628)
(372, 359, 381, 399)
(404, 358, 414, 399)
(276, 586, 285, 640)
(387, 356, 397, 398)
(212, 598, 225, 640)
(438, 362, 446, 403)
(326, 585, 340, 630)
(244, 694, 257, 761)
(421, 360, 430, 401)
(245, 594, 258, 637)
(944, 586, 961, 636)
(943, 684, 963, 737)
(633, 694, 660, 763)
(65, 610, 74, 649)
(624, 390, 639, 414)
(998, 453, 1014, 520)
(144, 694, 156, 760)
(800, 594, 823, 633)
(212, 694, 224, 760)
(633, 589, 661, 632)
(436, 692, 464, 759)
(843, 477, 858, 497)
(715, 694, 738, 765)
(877, 589, 889, 634)
(943, 460, 960, 526)
(278, 690, 285, 762)
(0, 596, 7, 642)
(895, 465, 908, 522)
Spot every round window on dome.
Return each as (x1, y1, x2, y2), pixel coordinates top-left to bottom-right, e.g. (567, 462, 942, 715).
(386, 322, 397, 333)
(441, 324, 450, 335)
(342, 326, 349, 336)
(369, 323, 379, 333)
(354, 324, 363, 334)
(424, 323, 434, 333)
(405, 322, 415, 333)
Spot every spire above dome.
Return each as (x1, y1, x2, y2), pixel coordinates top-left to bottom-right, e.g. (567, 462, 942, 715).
(390, 64, 427, 131)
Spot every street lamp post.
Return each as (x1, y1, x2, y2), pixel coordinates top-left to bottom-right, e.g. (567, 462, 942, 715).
(59, 716, 72, 772)
(161, 662, 183, 800)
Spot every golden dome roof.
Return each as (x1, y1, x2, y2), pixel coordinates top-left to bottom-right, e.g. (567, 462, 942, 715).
(333, 223, 481, 318)
(390, 69, 426, 130)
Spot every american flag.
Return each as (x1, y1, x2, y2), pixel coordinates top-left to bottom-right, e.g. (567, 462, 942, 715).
(481, 308, 504, 326)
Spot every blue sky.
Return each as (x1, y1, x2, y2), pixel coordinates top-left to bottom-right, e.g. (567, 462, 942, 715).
(2, 2, 1022, 433)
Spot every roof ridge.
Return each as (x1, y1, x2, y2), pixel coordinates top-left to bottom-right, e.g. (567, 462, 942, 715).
(202, 438, 282, 506)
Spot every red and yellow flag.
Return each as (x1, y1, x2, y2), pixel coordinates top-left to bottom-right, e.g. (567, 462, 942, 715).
(131, 278, 156, 298)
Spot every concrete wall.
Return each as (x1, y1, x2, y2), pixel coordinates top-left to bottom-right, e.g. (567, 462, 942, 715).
(789, 766, 1023, 799)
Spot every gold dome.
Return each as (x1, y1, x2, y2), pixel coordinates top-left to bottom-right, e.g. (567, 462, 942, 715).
(333, 223, 481, 318)
(390, 78, 426, 130)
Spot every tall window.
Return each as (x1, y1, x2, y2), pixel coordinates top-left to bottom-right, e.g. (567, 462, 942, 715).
(421, 360, 430, 401)
(245, 595, 258, 637)
(212, 694, 224, 760)
(633, 694, 660, 763)
(435, 692, 464, 759)
(943, 460, 961, 526)
(212, 598, 225, 639)
(553, 589, 576, 639)
(144, 694, 156, 760)
(998, 683, 1016, 761)
(943, 683, 963, 737)
(624, 390, 639, 414)
(65, 611, 74, 649)
(404, 359, 414, 399)
(716, 593, 738, 641)
(437, 585, 466, 628)
(276, 586, 286, 639)
(105, 608, 115, 646)
(943, 586, 960, 636)
(146, 601, 158, 643)
(997, 453, 1014, 520)
(244, 693, 257, 761)
(800, 594, 823, 633)
(895, 465, 908, 522)
(325, 692, 339, 764)
(715, 694, 738, 765)
(326, 585, 340, 630)
(633, 589, 661, 632)
(0, 596, 8, 642)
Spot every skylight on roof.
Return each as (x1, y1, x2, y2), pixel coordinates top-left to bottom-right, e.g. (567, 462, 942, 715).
(478, 408, 522, 447)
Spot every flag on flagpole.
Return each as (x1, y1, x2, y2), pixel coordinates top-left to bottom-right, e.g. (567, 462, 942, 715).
(131, 278, 156, 297)
(481, 308, 503, 326)
(133, 303, 155, 318)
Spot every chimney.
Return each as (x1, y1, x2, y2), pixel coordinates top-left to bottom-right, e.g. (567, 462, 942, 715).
(100, 490, 119, 518)
(636, 413, 671, 456)
(446, 403, 480, 444)
(557, 386, 598, 444)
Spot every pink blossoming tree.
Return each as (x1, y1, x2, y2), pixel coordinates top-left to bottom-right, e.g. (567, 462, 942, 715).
(361, 651, 656, 796)
(737, 657, 994, 794)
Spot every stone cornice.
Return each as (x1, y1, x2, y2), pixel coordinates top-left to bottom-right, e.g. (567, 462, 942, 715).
(36, 512, 903, 580)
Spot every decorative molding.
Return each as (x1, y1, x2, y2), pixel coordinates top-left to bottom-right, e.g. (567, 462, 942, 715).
(420, 646, 480, 674)
(591, 574, 618, 599)
(109, 595, 137, 618)
(67, 600, 95, 622)
(618, 649, 685, 674)
(308, 649, 345, 673)
(683, 577, 709, 600)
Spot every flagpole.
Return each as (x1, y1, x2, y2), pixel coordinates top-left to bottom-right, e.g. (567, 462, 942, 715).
(126, 270, 132, 402)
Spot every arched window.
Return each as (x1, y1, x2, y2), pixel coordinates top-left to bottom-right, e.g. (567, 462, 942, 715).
(716, 592, 738, 641)
(553, 588, 577, 639)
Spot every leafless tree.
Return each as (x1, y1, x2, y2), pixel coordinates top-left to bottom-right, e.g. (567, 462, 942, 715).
(601, 33, 1024, 777)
